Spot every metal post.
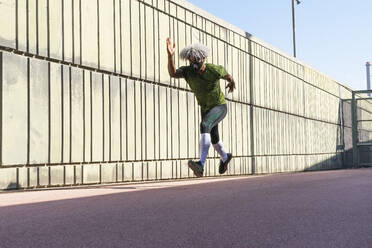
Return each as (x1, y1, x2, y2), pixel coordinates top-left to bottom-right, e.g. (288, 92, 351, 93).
(291, 0, 297, 58)
(366, 62, 371, 96)
(351, 92, 359, 168)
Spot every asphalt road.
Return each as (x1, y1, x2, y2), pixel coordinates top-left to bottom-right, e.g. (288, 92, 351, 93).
(1, 168, 372, 248)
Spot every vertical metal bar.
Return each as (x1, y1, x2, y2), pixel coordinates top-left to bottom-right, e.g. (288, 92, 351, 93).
(79, 0, 82, 64)
(61, 0, 64, 60)
(97, 0, 100, 69)
(26, 0, 29, 52)
(99, 163, 102, 183)
(152, 2, 156, 161)
(36, 0, 39, 55)
(119, 0, 122, 74)
(16, 0, 19, 50)
(61, 65, 64, 162)
(113, 0, 116, 73)
(0, 52, 2, 165)
(351, 92, 359, 167)
(72, 0, 74, 63)
(340, 99, 345, 168)
(129, 0, 133, 76)
(73, 165, 76, 185)
(125, 78, 128, 161)
(142, 82, 145, 162)
(47, 0, 50, 57)
(69, 67, 72, 163)
(90, 71, 93, 162)
(139, 1, 142, 79)
(48, 62, 51, 164)
(101, 75, 104, 161)
(119, 78, 122, 161)
(248, 39, 255, 174)
(27, 58, 30, 165)
(134, 78, 137, 160)
(83, 71, 85, 162)
(144, 3, 147, 79)
(109, 76, 112, 161)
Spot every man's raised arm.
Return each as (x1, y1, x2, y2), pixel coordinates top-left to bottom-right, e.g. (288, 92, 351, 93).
(167, 37, 183, 78)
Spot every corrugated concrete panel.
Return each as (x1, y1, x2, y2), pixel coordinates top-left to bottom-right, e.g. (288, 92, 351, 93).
(119, 79, 127, 161)
(62, 66, 71, 163)
(145, 83, 155, 160)
(91, 72, 103, 162)
(38, 167, 49, 187)
(17, 0, 27, 51)
(120, 0, 131, 76)
(65, 165, 75, 185)
(83, 71, 92, 162)
(0, 168, 17, 189)
(63, 0, 73, 63)
(98, 0, 115, 72)
(103, 75, 110, 162)
(101, 163, 117, 183)
(50, 166, 64, 186)
(49, 0, 63, 60)
(0, 0, 15, 49)
(29, 58, 49, 164)
(134, 81, 142, 160)
(117, 163, 123, 182)
(110, 76, 121, 161)
(161, 160, 173, 180)
(133, 161, 143, 181)
(81, 0, 98, 68)
(0, 0, 354, 190)
(83, 164, 100, 184)
(147, 161, 157, 180)
(114, 0, 121, 74)
(2, 53, 28, 165)
(126, 79, 136, 160)
(123, 162, 133, 182)
(38, 0, 48, 57)
(50, 64, 63, 164)
(28, 167, 38, 187)
(71, 68, 84, 163)
(18, 167, 28, 188)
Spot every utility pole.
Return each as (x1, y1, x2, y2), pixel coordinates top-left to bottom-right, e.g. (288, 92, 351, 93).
(366, 62, 371, 96)
(292, 0, 301, 58)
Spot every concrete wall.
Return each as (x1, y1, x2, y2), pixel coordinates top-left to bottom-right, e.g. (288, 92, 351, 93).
(0, 0, 352, 190)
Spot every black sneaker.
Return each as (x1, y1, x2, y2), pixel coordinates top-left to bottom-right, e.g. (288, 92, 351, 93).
(188, 160, 204, 177)
(219, 153, 233, 174)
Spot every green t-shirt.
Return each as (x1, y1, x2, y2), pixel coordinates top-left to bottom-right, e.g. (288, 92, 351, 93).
(178, 63, 228, 111)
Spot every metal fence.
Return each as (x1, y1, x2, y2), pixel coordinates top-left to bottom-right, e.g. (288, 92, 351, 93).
(351, 90, 372, 167)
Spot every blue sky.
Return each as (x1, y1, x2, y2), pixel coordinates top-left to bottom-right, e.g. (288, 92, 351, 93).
(187, 0, 371, 90)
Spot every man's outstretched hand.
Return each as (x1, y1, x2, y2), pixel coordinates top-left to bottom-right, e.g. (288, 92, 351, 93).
(224, 74, 236, 93)
(167, 37, 176, 56)
(226, 82, 236, 93)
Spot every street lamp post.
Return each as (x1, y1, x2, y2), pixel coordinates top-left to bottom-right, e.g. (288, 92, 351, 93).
(292, 0, 301, 58)
(367, 62, 371, 96)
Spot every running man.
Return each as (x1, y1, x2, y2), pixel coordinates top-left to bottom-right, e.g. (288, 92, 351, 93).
(166, 37, 236, 177)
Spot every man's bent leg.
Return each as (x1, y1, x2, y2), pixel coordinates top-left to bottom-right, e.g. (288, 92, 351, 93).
(188, 104, 228, 177)
(200, 133, 211, 166)
(211, 125, 228, 162)
(199, 105, 227, 167)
